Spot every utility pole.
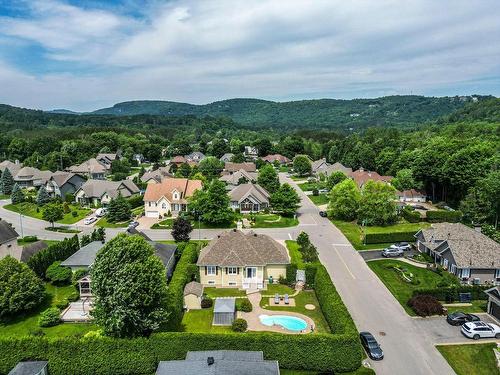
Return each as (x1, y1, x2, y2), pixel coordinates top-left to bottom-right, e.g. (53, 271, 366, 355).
(19, 213, 24, 239)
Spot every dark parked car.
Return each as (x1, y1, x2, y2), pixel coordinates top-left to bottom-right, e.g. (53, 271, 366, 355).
(359, 332, 384, 360)
(446, 312, 480, 326)
(319, 211, 328, 217)
(128, 221, 139, 229)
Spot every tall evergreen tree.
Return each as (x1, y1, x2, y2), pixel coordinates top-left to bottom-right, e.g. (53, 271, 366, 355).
(10, 183, 24, 204)
(36, 185, 51, 205)
(0, 168, 14, 195)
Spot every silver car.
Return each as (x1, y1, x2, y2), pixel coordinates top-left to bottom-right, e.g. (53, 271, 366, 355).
(381, 247, 403, 257)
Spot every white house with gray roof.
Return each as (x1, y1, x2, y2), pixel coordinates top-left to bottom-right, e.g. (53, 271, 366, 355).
(415, 223, 500, 285)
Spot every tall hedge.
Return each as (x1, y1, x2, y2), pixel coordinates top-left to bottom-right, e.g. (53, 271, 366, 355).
(411, 285, 490, 302)
(426, 210, 463, 223)
(27, 236, 80, 278)
(363, 231, 417, 244)
(164, 242, 200, 331)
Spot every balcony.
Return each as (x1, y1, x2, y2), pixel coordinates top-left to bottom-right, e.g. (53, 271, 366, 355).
(242, 278, 263, 290)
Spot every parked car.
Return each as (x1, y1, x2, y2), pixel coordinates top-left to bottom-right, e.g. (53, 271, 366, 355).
(83, 217, 97, 225)
(381, 247, 403, 257)
(411, 205, 428, 210)
(128, 221, 139, 229)
(446, 312, 480, 326)
(461, 321, 500, 340)
(390, 242, 412, 251)
(95, 208, 107, 217)
(319, 211, 328, 217)
(359, 332, 384, 360)
(318, 189, 329, 194)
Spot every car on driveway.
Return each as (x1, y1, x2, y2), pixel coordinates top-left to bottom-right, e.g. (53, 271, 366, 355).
(359, 332, 384, 360)
(319, 211, 328, 217)
(461, 321, 500, 340)
(390, 242, 412, 251)
(83, 217, 97, 225)
(128, 221, 139, 229)
(446, 312, 480, 326)
(381, 247, 403, 257)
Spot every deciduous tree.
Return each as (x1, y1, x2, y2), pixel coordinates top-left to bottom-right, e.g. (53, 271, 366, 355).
(171, 217, 193, 242)
(358, 181, 397, 226)
(270, 183, 300, 216)
(327, 179, 360, 221)
(257, 164, 280, 193)
(42, 203, 64, 227)
(293, 155, 312, 176)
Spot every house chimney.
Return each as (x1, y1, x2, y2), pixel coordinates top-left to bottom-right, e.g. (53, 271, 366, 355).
(474, 226, 482, 233)
(207, 357, 215, 366)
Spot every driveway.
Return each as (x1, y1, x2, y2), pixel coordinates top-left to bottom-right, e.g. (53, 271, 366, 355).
(359, 249, 418, 261)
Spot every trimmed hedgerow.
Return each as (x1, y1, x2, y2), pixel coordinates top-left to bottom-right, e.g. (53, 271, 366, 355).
(363, 231, 417, 244)
(411, 285, 490, 302)
(426, 210, 463, 223)
(27, 236, 80, 278)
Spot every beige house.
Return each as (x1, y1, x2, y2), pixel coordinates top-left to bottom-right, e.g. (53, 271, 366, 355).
(143, 178, 202, 218)
(197, 230, 289, 290)
(229, 183, 270, 213)
(183, 281, 204, 310)
(0, 219, 22, 260)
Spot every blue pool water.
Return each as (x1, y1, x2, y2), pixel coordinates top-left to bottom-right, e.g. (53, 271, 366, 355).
(259, 314, 308, 331)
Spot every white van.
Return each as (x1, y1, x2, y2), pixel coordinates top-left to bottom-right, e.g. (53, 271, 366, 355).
(95, 208, 107, 217)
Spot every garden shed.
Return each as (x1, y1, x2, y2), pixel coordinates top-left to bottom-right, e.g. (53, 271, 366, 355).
(184, 281, 204, 310)
(213, 298, 236, 326)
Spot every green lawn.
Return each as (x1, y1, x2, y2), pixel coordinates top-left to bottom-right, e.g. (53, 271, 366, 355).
(308, 193, 329, 206)
(367, 259, 444, 315)
(4, 202, 91, 224)
(437, 343, 499, 375)
(151, 218, 173, 229)
(180, 307, 232, 333)
(297, 182, 326, 191)
(0, 194, 9, 199)
(281, 368, 375, 375)
(286, 240, 305, 269)
(249, 214, 299, 228)
(260, 290, 331, 334)
(364, 221, 430, 234)
(96, 217, 129, 228)
(0, 283, 95, 338)
(445, 300, 488, 314)
(264, 283, 295, 296)
(204, 288, 247, 298)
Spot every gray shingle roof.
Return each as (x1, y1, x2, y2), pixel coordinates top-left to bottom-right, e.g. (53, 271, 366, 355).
(228, 183, 269, 204)
(214, 298, 235, 313)
(197, 230, 289, 267)
(0, 219, 18, 244)
(77, 179, 139, 199)
(20, 241, 48, 263)
(184, 281, 204, 297)
(219, 170, 257, 185)
(8, 361, 48, 375)
(419, 223, 500, 269)
(149, 242, 177, 268)
(60, 241, 105, 268)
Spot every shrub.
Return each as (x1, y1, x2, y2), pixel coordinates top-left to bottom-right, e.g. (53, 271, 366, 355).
(45, 261, 72, 285)
(201, 297, 213, 309)
(231, 318, 248, 332)
(28, 236, 80, 278)
(38, 307, 61, 327)
(426, 210, 463, 223)
(408, 295, 444, 317)
(401, 206, 421, 223)
(304, 264, 318, 288)
(67, 290, 80, 302)
(285, 263, 298, 285)
(312, 188, 319, 196)
(363, 231, 418, 244)
(72, 269, 87, 284)
(127, 194, 144, 209)
(21, 235, 38, 243)
(237, 298, 252, 312)
(71, 211, 78, 217)
(411, 285, 490, 302)
(56, 299, 69, 310)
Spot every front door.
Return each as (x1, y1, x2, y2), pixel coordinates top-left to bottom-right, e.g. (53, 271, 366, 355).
(246, 267, 256, 278)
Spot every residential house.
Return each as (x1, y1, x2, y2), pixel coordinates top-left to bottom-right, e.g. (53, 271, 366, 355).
(197, 230, 289, 290)
(96, 153, 119, 168)
(0, 219, 22, 260)
(140, 167, 173, 184)
(8, 361, 48, 375)
(155, 351, 279, 375)
(261, 154, 291, 165)
(170, 156, 187, 166)
(13, 167, 52, 188)
(415, 223, 500, 285)
(484, 286, 500, 321)
(396, 189, 426, 203)
(219, 153, 234, 163)
(312, 159, 352, 177)
(143, 178, 202, 218)
(223, 162, 257, 174)
(219, 169, 257, 187)
(229, 184, 270, 213)
(19, 241, 48, 263)
(186, 151, 206, 163)
(349, 168, 393, 189)
(311, 158, 329, 176)
(45, 171, 86, 198)
(75, 179, 139, 206)
(0, 160, 23, 177)
(184, 281, 204, 310)
(67, 158, 108, 179)
(133, 153, 145, 164)
(244, 146, 259, 160)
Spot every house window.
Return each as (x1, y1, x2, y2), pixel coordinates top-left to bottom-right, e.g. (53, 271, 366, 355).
(227, 267, 237, 275)
(462, 268, 471, 278)
(208, 280, 215, 285)
(206, 266, 216, 275)
(495, 269, 500, 280)
(228, 282, 237, 286)
(148, 202, 152, 207)
(162, 203, 167, 209)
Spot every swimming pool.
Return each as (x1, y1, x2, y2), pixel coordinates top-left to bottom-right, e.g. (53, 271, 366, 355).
(259, 314, 308, 332)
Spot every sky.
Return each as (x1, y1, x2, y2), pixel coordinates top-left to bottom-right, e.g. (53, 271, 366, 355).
(0, 0, 499, 112)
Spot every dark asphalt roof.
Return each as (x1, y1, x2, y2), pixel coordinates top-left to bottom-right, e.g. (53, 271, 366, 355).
(20, 241, 48, 263)
(60, 241, 105, 267)
(0, 219, 18, 244)
(149, 242, 177, 267)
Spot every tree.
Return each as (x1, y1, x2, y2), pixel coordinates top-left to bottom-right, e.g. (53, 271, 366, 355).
(358, 181, 397, 226)
(255, 139, 272, 157)
(209, 138, 230, 158)
(198, 157, 224, 180)
(171, 216, 193, 242)
(257, 164, 280, 193)
(36, 185, 51, 205)
(391, 168, 419, 191)
(42, 203, 64, 227)
(460, 171, 500, 227)
(10, 183, 24, 204)
(270, 183, 301, 216)
(175, 163, 191, 178)
(296, 231, 310, 248)
(0, 168, 14, 195)
(189, 179, 233, 224)
(327, 179, 360, 221)
(326, 171, 347, 190)
(90, 234, 168, 338)
(231, 153, 246, 163)
(107, 194, 132, 223)
(293, 155, 312, 176)
(0, 256, 45, 318)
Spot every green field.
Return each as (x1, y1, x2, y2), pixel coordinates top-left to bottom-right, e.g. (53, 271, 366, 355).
(179, 307, 232, 333)
(4, 202, 91, 224)
(437, 343, 499, 375)
(248, 214, 299, 228)
(281, 368, 375, 375)
(151, 218, 174, 229)
(308, 193, 329, 206)
(96, 217, 129, 228)
(297, 182, 326, 191)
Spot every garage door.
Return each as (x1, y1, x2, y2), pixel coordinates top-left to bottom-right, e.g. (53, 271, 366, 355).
(490, 302, 500, 321)
(145, 211, 159, 218)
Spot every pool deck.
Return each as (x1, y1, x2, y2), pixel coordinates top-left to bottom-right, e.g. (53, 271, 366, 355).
(238, 293, 315, 334)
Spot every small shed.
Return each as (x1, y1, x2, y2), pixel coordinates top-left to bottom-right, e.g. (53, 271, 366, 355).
(184, 281, 204, 310)
(213, 298, 236, 326)
(8, 361, 48, 375)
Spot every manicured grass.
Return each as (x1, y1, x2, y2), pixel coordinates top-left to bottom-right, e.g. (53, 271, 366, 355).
(96, 217, 129, 228)
(0, 194, 9, 199)
(308, 193, 329, 206)
(151, 218, 173, 229)
(131, 206, 144, 216)
(180, 307, 232, 333)
(286, 240, 305, 269)
(249, 214, 299, 228)
(264, 283, 295, 296)
(204, 288, 247, 298)
(444, 300, 488, 314)
(45, 226, 80, 233)
(367, 259, 444, 315)
(260, 290, 331, 333)
(4, 202, 91, 224)
(0, 283, 95, 338)
(297, 182, 326, 191)
(364, 221, 430, 234)
(191, 220, 237, 229)
(437, 343, 498, 375)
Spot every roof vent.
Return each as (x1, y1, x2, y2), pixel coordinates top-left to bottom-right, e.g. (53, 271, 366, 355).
(217, 235, 220, 238)
(207, 357, 215, 366)
(254, 233, 257, 237)
(233, 228, 237, 232)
